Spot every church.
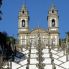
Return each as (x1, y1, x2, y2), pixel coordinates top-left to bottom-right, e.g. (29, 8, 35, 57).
(12, 1, 69, 69)
(18, 2, 59, 50)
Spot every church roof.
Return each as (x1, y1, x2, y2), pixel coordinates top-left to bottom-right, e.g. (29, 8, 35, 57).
(30, 28, 48, 34)
(19, 4, 29, 17)
(48, 0, 58, 11)
(21, 4, 27, 11)
(49, 4, 57, 11)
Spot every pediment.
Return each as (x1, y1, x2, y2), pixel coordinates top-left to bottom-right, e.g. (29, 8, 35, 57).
(30, 28, 48, 34)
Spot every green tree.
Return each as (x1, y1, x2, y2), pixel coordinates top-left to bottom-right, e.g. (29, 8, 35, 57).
(0, 32, 16, 68)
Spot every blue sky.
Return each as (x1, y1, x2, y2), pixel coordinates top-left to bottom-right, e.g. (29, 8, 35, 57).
(0, 0, 69, 38)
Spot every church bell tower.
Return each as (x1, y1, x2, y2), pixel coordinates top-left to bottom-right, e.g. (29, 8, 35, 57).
(18, 4, 29, 49)
(47, 2, 59, 47)
(18, 5, 29, 33)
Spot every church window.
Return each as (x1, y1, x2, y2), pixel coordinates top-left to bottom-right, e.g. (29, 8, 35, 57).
(52, 19, 55, 27)
(22, 11, 24, 14)
(52, 10, 54, 13)
(22, 20, 25, 27)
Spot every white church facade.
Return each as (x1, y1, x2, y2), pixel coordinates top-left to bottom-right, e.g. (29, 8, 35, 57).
(18, 3, 59, 50)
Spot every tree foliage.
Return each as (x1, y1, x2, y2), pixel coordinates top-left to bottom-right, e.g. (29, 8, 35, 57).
(0, 32, 16, 61)
(0, 0, 2, 7)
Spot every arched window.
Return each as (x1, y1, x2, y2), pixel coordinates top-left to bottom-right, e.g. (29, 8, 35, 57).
(52, 10, 54, 13)
(22, 11, 24, 14)
(22, 20, 25, 27)
(52, 19, 55, 27)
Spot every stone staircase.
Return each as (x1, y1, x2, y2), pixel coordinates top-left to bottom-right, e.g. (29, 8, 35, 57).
(10, 46, 69, 69)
